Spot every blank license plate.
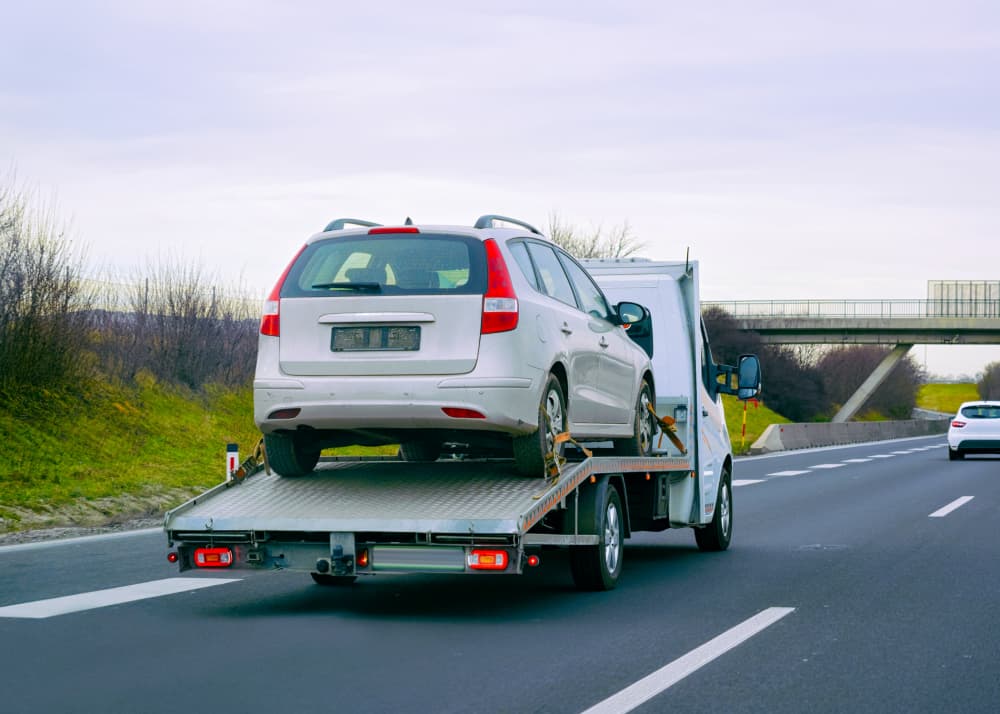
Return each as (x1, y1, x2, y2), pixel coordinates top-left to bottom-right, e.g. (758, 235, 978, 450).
(331, 326, 421, 351)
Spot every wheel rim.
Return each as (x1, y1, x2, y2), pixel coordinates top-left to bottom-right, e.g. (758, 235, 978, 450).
(637, 389, 653, 454)
(544, 386, 565, 456)
(719, 481, 731, 540)
(604, 500, 621, 574)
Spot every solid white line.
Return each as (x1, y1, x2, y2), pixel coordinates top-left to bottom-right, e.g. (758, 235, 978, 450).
(767, 470, 810, 477)
(732, 479, 765, 487)
(581, 607, 795, 714)
(0, 577, 240, 619)
(0, 527, 162, 554)
(929, 497, 974, 518)
(809, 464, 845, 469)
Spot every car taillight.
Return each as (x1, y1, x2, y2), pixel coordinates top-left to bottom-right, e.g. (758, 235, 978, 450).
(951, 420, 966, 428)
(481, 238, 518, 334)
(260, 245, 307, 336)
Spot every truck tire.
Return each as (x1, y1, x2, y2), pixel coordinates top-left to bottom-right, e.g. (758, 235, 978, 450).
(398, 441, 441, 462)
(513, 374, 566, 477)
(570, 484, 624, 591)
(613, 380, 654, 456)
(311, 573, 357, 586)
(695, 468, 732, 552)
(265, 432, 320, 477)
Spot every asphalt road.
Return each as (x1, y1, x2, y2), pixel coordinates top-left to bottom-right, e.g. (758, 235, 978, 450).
(1, 434, 998, 714)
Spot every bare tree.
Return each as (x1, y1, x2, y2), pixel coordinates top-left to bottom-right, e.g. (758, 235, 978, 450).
(817, 345, 925, 419)
(978, 362, 1000, 400)
(547, 213, 644, 259)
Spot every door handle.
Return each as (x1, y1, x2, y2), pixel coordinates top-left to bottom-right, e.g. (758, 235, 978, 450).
(702, 409, 709, 417)
(599, 337, 609, 348)
(561, 323, 573, 335)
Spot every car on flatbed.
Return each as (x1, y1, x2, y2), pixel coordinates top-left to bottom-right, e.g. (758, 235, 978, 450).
(255, 215, 656, 477)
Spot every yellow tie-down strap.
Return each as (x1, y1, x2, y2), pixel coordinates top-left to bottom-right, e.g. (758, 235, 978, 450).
(543, 432, 593, 485)
(646, 403, 688, 455)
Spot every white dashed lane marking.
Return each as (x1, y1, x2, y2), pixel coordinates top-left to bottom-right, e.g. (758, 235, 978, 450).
(0, 578, 240, 619)
(732, 479, 765, 487)
(766, 470, 810, 477)
(868, 454, 896, 458)
(929, 497, 974, 518)
(809, 464, 846, 469)
(842, 458, 872, 463)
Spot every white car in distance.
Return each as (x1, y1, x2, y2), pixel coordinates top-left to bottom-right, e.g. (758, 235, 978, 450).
(947, 401, 1000, 460)
(254, 215, 656, 477)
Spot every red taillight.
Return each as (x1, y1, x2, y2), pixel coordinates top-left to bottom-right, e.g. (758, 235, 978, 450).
(357, 549, 370, 568)
(194, 547, 233, 568)
(951, 420, 966, 428)
(260, 244, 307, 336)
(442, 407, 486, 419)
(369, 226, 420, 234)
(481, 238, 518, 334)
(467, 549, 509, 571)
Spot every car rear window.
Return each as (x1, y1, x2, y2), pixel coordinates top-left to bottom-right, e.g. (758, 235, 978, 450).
(281, 234, 486, 298)
(960, 405, 1000, 419)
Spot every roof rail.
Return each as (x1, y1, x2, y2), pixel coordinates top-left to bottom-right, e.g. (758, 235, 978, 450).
(323, 218, 382, 232)
(474, 214, 542, 235)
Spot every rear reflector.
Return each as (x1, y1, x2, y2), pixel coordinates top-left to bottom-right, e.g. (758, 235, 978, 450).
(467, 549, 509, 571)
(267, 408, 301, 419)
(194, 547, 234, 568)
(442, 407, 486, 419)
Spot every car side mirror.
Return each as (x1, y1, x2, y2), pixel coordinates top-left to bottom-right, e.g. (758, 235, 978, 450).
(615, 301, 648, 326)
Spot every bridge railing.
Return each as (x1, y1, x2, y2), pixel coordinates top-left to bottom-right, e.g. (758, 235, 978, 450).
(703, 299, 1000, 319)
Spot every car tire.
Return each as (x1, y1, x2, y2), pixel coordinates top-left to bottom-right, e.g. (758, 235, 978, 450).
(570, 484, 624, 591)
(695, 468, 732, 552)
(311, 573, 357, 586)
(613, 379, 654, 456)
(264, 432, 320, 477)
(948, 447, 964, 461)
(513, 374, 566, 477)
(398, 441, 441, 462)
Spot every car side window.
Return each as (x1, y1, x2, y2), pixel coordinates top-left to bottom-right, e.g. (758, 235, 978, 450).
(525, 242, 577, 307)
(557, 252, 613, 321)
(507, 241, 539, 291)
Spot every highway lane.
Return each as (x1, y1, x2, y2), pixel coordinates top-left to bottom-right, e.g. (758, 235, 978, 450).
(1, 434, 998, 713)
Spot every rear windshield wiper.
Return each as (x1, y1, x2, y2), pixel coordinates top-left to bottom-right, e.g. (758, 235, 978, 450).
(312, 281, 382, 292)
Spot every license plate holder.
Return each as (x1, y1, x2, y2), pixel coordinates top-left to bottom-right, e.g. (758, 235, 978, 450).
(331, 326, 421, 352)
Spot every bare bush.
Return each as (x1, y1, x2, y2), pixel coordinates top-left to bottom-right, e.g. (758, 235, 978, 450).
(93, 261, 258, 390)
(0, 181, 93, 394)
(978, 361, 1000, 400)
(547, 213, 644, 258)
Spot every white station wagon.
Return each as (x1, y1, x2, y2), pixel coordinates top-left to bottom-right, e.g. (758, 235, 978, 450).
(254, 215, 656, 477)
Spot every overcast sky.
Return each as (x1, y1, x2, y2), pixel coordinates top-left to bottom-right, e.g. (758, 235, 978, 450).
(2, 1, 998, 377)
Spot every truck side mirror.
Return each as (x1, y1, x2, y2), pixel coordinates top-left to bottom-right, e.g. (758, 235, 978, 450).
(736, 354, 761, 400)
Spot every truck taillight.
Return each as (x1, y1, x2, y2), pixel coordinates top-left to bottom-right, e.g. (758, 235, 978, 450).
(467, 549, 509, 571)
(194, 547, 234, 568)
(481, 238, 518, 334)
(260, 244, 307, 337)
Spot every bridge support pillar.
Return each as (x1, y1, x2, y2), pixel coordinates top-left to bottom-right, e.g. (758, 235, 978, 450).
(832, 344, 914, 423)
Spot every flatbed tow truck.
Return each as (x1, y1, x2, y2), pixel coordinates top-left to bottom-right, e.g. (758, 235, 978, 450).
(164, 258, 760, 590)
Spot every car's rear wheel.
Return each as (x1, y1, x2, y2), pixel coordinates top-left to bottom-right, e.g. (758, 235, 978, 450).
(398, 441, 441, 462)
(513, 374, 566, 477)
(948, 447, 964, 461)
(613, 379, 654, 456)
(265, 432, 320, 477)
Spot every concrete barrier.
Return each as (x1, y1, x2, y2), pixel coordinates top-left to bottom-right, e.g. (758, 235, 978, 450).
(749, 418, 950, 455)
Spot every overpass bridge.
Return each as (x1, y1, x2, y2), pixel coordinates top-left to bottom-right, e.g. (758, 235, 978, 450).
(702, 298, 1000, 422)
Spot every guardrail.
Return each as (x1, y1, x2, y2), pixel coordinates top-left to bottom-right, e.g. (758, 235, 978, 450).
(703, 299, 1000, 319)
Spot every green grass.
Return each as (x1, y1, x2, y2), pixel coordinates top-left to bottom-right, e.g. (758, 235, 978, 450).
(722, 395, 790, 455)
(916, 382, 978, 414)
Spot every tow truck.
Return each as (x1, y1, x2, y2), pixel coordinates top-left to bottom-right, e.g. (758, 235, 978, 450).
(164, 257, 760, 590)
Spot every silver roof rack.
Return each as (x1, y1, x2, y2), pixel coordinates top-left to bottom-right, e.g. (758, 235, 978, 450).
(323, 218, 382, 232)
(473, 214, 542, 235)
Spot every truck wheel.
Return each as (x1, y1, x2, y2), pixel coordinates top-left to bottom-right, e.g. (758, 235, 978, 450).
(311, 573, 357, 586)
(398, 441, 441, 462)
(948, 448, 964, 461)
(695, 469, 732, 552)
(513, 374, 566, 477)
(265, 432, 320, 477)
(570, 485, 624, 591)
(613, 380, 654, 456)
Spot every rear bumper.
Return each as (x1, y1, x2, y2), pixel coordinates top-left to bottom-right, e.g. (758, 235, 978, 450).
(950, 439, 1000, 454)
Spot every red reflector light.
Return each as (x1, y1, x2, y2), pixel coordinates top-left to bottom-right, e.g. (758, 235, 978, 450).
(467, 549, 509, 571)
(167, 552, 179, 564)
(951, 420, 966, 428)
(527, 554, 540, 568)
(357, 549, 370, 568)
(442, 407, 486, 419)
(194, 547, 233, 568)
(369, 226, 420, 234)
(268, 408, 301, 419)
